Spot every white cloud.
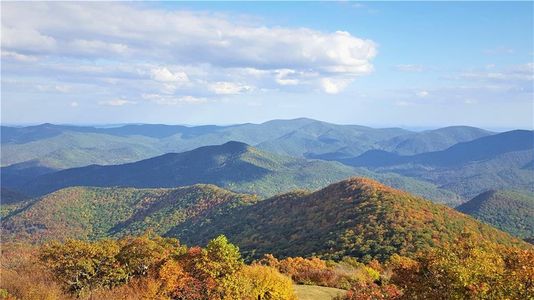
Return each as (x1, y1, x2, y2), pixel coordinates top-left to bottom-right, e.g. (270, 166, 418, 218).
(70, 101, 79, 107)
(320, 78, 352, 94)
(98, 98, 134, 106)
(1, 26, 56, 51)
(1, 2, 376, 96)
(416, 90, 429, 98)
(151, 67, 189, 83)
(68, 39, 129, 55)
(275, 69, 300, 86)
(209, 82, 253, 95)
(1, 51, 38, 62)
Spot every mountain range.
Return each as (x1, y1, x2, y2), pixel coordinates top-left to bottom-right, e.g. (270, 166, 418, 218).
(339, 130, 534, 199)
(1, 119, 533, 245)
(3, 141, 461, 205)
(2, 184, 256, 242)
(1, 119, 494, 169)
(3, 178, 526, 262)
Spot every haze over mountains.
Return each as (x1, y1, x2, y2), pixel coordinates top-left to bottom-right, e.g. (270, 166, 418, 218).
(1, 119, 533, 299)
(2, 141, 460, 206)
(0, 118, 495, 169)
(1, 118, 533, 242)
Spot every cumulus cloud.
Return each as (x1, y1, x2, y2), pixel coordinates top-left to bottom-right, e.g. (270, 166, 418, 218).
(151, 67, 189, 83)
(275, 69, 300, 86)
(320, 78, 352, 94)
(1, 2, 376, 97)
(209, 82, 253, 95)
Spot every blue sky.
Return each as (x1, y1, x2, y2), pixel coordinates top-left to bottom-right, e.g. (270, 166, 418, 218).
(1, 1, 532, 129)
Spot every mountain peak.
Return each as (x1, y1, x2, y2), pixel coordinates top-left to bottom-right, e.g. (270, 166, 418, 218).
(220, 140, 251, 151)
(174, 177, 525, 261)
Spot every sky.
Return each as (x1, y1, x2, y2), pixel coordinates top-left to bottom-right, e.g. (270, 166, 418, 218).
(1, 1, 533, 129)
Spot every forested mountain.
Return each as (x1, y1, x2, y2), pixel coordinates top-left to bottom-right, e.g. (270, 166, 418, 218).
(340, 130, 534, 199)
(1, 119, 400, 168)
(2, 184, 257, 242)
(4, 141, 463, 205)
(3, 178, 525, 263)
(377, 126, 493, 155)
(1, 119, 494, 170)
(11, 141, 360, 198)
(346, 130, 533, 167)
(256, 121, 409, 159)
(458, 190, 534, 239)
(170, 178, 525, 262)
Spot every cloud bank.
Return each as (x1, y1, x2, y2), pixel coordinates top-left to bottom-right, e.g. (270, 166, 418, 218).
(1, 2, 377, 103)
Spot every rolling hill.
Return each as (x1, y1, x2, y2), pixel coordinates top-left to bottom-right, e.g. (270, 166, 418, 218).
(377, 126, 493, 155)
(339, 130, 534, 199)
(1, 184, 257, 242)
(345, 130, 534, 167)
(457, 190, 534, 239)
(2, 119, 495, 170)
(169, 178, 526, 262)
(15, 141, 362, 198)
(5, 141, 463, 205)
(2, 119, 406, 169)
(3, 178, 526, 263)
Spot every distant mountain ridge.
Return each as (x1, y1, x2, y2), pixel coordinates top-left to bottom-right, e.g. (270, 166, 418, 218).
(6, 141, 462, 205)
(338, 130, 534, 199)
(345, 130, 534, 167)
(13, 141, 359, 198)
(1, 119, 495, 169)
(377, 126, 493, 155)
(3, 119, 531, 205)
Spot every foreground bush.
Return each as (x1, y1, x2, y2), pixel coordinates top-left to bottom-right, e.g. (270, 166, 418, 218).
(389, 232, 534, 300)
(260, 254, 381, 290)
(1, 235, 296, 300)
(2, 232, 532, 300)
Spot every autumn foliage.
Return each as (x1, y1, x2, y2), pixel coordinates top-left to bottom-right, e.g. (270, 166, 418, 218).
(1, 232, 532, 300)
(1, 235, 295, 300)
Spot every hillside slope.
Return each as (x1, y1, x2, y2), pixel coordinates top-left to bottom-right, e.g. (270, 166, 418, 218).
(2, 184, 256, 242)
(2, 119, 409, 169)
(17, 141, 360, 198)
(170, 178, 526, 261)
(457, 190, 534, 239)
(347, 130, 534, 167)
(378, 126, 493, 155)
(341, 130, 534, 198)
(12, 141, 461, 205)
